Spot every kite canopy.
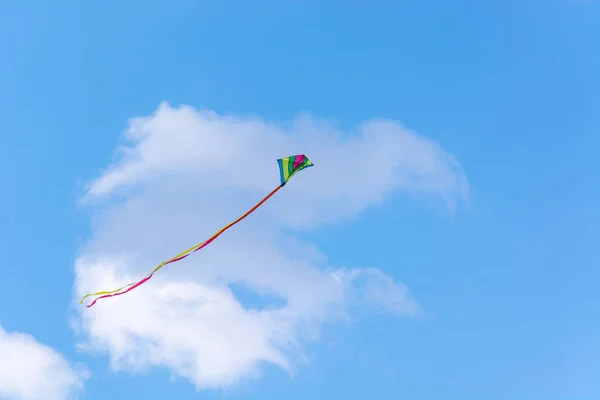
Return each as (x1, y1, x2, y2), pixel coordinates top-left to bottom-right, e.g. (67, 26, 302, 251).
(277, 154, 313, 186)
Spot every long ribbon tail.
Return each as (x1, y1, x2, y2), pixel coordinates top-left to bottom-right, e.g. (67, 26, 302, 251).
(81, 184, 284, 308)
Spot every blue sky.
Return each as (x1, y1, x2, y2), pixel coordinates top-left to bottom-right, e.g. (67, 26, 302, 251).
(1, 1, 599, 399)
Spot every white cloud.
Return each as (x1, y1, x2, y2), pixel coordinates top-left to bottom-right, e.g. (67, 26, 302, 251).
(73, 103, 468, 389)
(0, 325, 87, 400)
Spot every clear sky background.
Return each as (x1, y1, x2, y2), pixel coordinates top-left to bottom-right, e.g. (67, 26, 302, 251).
(1, 1, 599, 399)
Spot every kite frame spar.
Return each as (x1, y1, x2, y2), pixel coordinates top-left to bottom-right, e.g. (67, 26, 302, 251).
(80, 154, 314, 308)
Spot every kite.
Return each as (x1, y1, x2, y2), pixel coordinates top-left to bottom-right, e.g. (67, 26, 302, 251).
(80, 154, 314, 308)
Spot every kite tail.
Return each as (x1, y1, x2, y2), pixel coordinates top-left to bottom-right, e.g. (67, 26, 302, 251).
(81, 184, 283, 308)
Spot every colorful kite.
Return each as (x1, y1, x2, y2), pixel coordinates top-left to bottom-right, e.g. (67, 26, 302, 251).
(80, 154, 314, 308)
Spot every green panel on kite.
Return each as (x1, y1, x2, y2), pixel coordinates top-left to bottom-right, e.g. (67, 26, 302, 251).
(277, 154, 313, 185)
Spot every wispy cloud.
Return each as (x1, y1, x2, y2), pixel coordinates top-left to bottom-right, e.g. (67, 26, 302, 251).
(0, 325, 88, 400)
(73, 103, 468, 389)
